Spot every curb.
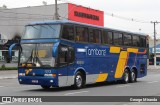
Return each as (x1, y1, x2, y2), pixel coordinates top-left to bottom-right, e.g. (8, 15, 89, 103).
(0, 76, 17, 80)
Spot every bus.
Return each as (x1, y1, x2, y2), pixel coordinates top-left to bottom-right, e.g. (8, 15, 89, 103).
(9, 20, 149, 89)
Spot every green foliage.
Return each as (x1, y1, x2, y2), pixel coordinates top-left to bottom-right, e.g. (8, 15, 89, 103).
(1, 64, 5, 69)
(149, 53, 154, 59)
(0, 65, 17, 70)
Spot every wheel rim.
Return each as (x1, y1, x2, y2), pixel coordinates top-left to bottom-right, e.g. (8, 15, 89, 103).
(76, 75, 82, 87)
(124, 72, 129, 82)
(131, 72, 135, 82)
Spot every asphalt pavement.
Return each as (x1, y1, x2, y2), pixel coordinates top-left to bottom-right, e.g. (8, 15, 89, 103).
(0, 67, 160, 105)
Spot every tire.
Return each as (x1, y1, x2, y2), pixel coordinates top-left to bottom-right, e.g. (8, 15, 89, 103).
(122, 69, 130, 84)
(41, 85, 51, 89)
(130, 69, 137, 83)
(73, 71, 85, 89)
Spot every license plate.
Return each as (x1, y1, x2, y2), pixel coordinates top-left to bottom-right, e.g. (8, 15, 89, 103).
(32, 80, 38, 83)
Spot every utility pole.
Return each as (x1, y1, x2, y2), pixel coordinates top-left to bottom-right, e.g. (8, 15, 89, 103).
(54, 0, 59, 20)
(151, 21, 160, 67)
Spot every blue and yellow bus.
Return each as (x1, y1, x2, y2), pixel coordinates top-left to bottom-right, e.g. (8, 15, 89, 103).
(9, 20, 149, 89)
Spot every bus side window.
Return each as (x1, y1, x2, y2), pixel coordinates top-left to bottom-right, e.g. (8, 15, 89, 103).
(113, 32, 123, 45)
(132, 35, 140, 47)
(62, 25, 74, 41)
(140, 36, 146, 47)
(103, 30, 108, 44)
(89, 28, 94, 43)
(103, 30, 113, 45)
(108, 32, 113, 44)
(94, 29, 102, 44)
(76, 26, 89, 42)
(124, 34, 132, 46)
(89, 29, 102, 44)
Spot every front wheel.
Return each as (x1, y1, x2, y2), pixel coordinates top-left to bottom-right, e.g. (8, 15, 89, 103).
(122, 69, 130, 84)
(73, 72, 85, 89)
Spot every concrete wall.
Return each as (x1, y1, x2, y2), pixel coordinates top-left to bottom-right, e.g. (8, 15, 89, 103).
(0, 3, 68, 39)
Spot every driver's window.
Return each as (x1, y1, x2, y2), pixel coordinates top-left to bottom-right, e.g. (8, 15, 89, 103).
(68, 46, 75, 64)
(58, 44, 75, 67)
(58, 45, 68, 67)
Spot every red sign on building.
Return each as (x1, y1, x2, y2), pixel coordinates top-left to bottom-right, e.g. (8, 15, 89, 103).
(68, 3, 104, 26)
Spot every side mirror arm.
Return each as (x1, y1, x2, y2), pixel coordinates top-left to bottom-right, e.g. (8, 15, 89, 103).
(52, 42, 60, 57)
(8, 43, 20, 59)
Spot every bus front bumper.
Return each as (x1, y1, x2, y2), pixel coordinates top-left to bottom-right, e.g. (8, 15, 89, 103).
(18, 76, 58, 87)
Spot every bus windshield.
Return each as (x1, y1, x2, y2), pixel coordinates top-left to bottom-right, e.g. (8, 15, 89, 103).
(22, 25, 61, 39)
(19, 43, 56, 67)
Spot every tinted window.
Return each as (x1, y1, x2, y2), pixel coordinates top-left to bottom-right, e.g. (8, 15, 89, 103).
(124, 34, 132, 46)
(114, 32, 122, 45)
(103, 31, 113, 44)
(140, 36, 146, 47)
(94, 29, 102, 44)
(132, 35, 140, 47)
(58, 45, 68, 66)
(89, 29, 102, 44)
(68, 46, 75, 63)
(76, 26, 89, 42)
(62, 25, 74, 41)
(89, 28, 94, 43)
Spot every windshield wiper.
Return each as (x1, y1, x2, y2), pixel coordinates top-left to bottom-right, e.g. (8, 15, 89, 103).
(33, 44, 43, 67)
(24, 44, 43, 67)
(24, 49, 34, 66)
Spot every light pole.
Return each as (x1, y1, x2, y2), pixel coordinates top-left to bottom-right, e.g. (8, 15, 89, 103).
(54, 0, 59, 20)
(151, 21, 160, 67)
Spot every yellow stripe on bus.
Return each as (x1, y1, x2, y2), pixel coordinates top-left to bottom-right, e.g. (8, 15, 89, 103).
(25, 69, 32, 75)
(96, 73, 108, 82)
(127, 48, 138, 53)
(110, 47, 120, 53)
(114, 51, 128, 78)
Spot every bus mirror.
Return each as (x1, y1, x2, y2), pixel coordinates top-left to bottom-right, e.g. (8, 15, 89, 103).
(8, 43, 20, 58)
(52, 42, 60, 57)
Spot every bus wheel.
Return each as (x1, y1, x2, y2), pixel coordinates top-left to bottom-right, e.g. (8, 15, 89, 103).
(123, 69, 130, 84)
(74, 71, 84, 89)
(130, 69, 137, 83)
(41, 85, 51, 89)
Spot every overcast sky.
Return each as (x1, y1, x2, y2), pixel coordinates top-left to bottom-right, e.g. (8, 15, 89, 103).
(0, 0, 160, 38)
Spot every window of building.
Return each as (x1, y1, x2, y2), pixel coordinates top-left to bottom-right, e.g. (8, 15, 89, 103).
(76, 26, 89, 42)
(124, 34, 132, 46)
(113, 32, 122, 45)
(61, 25, 74, 41)
(89, 28, 102, 44)
(132, 35, 140, 47)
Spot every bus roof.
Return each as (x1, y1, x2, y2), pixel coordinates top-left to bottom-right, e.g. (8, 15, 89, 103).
(28, 20, 147, 36)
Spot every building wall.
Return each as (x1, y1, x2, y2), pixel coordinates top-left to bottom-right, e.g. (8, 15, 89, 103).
(0, 3, 104, 40)
(0, 3, 68, 39)
(149, 39, 160, 48)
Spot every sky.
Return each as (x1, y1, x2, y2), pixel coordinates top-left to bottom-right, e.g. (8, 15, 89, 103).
(0, 0, 160, 38)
